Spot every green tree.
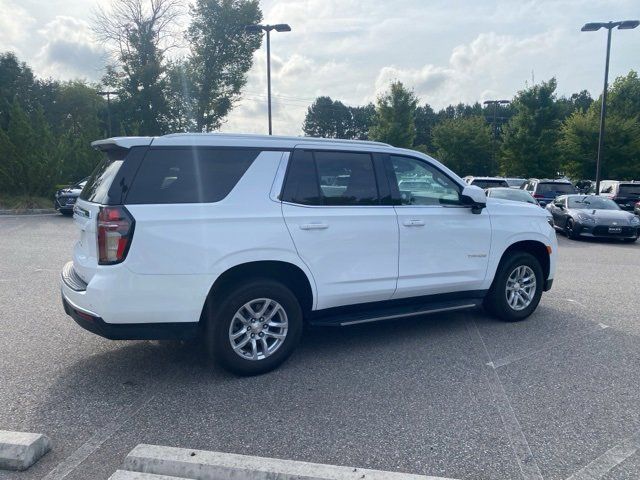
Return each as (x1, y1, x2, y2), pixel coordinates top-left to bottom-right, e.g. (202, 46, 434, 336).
(432, 116, 493, 176)
(346, 103, 375, 140)
(607, 70, 640, 120)
(187, 0, 262, 131)
(500, 79, 562, 177)
(369, 81, 417, 147)
(94, 0, 183, 135)
(303, 97, 351, 138)
(0, 52, 36, 129)
(414, 103, 437, 153)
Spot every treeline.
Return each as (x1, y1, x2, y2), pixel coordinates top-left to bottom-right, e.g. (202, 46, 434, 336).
(0, 0, 263, 199)
(303, 73, 640, 180)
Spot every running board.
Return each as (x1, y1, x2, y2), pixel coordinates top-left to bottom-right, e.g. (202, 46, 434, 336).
(308, 296, 483, 327)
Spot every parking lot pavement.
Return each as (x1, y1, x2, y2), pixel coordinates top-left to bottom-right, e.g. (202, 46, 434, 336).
(1, 215, 639, 480)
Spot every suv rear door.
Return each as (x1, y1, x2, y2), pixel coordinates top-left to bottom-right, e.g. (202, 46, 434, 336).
(281, 148, 398, 310)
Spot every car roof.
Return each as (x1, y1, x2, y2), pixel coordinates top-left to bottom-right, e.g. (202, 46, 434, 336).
(92, 133, 392, 150)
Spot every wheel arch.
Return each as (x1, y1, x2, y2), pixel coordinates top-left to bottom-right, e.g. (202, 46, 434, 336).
(497, 240, 550, 282)
(200, 260, 315, 323)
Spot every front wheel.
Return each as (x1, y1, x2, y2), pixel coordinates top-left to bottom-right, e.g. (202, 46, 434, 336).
(207, 279, 303, 376)
(565, 219, 578, 239)
(484, 252, 544, 322)
(623, 236, 638, 243)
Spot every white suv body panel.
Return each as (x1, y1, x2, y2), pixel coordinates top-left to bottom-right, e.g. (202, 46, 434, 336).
(62, 134, 557, 329)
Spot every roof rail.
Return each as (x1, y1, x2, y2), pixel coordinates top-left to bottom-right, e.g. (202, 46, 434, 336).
(160, 132, 391, 147)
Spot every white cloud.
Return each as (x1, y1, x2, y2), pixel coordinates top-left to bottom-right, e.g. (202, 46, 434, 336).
(34, 16, 106, 80)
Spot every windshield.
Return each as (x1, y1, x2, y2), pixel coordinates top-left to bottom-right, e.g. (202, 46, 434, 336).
(568, 196, 620, 210)
(506, 178, 526, 188)
(489, 188, 536, 204)
(619, 184, 640, 196)
(536, 183, 576, 195)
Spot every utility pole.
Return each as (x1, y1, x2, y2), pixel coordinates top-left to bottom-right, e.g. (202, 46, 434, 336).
(97, 91, 117, 137)
(483, 99, 510, 175)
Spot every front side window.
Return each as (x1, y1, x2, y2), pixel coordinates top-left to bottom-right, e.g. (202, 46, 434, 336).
(389, 156, 461, 206)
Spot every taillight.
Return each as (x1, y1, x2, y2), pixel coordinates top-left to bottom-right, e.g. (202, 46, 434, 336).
(533, 194, 544, 199)
(97, 206, 135, 265)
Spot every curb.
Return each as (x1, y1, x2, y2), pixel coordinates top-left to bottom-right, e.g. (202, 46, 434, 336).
(109, 470, 190, 480)
(0, 208, 57, 215)
(0, 430, 51, 471)
(123, 444, 459, 480)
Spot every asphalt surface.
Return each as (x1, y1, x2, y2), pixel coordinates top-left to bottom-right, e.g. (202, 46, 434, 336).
(1, 214, 639, 480)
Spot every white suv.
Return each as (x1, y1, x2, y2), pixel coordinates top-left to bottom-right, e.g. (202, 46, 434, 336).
(61, 134, 557, 375)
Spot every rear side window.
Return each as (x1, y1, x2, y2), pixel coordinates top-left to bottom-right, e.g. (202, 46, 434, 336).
(281, 150, 321, 205)
(315, 151, 378, 205)
(536, 183, 576, 195)
(126, 148, 258, 204)
(619, 184, 640, 196)
(80, 148, 127, 203)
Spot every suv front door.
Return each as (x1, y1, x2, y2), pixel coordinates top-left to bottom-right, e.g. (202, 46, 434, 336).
(281, 149, 399, 310)
(386, 155, 491, 298)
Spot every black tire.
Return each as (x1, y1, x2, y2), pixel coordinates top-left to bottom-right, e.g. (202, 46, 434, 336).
(623, 237, 638, 243)
(60, 210, 73, 217)
(565, 218, 577, 239)
(206, 279, 303, 376)
(484, 252, 544, 322)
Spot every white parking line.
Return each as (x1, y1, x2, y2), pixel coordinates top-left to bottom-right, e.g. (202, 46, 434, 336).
(565, 428, 640, 480)
(488, 323, 609, 369)
(465, 319, 544, 480)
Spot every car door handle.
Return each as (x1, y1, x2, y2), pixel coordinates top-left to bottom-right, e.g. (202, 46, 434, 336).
(300, 223, 329, 230)
(403, 219, 425, 227)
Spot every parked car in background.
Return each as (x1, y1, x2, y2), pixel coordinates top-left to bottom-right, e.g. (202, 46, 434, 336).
(505, 178, 527, 189)
(575, 179, 595, 194)
(635, 201, 640, 216)
(60, 133, 557, 375)
(522, 179, 577, 207)
(54, 179, 87, 215)
(598, 180, 640, 211)
(465, 176, 509, 189)
(547, 194, 639, 242)
(486, 187, 539, 206)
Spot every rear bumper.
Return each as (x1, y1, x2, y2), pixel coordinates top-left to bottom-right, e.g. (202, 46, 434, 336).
(573, 224, 639, 239)
(60, 261, 201, 340)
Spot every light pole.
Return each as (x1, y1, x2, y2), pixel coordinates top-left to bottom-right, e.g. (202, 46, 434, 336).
(245, 23, 291, 135)
(97, 90, 117, 137)
(581, 20, 639, 193)
(483, 99, 510, 175)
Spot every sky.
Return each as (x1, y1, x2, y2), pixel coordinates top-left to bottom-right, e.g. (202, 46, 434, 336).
(1, 0, 639, 136)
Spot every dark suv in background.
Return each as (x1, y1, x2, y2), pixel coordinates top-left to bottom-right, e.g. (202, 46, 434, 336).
(522, 179, 577, 207)
(598, 180, 640, 211)
(54, 179, 87, 215)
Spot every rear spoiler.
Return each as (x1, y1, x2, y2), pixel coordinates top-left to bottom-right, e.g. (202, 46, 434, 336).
(91, 137, 153, 151)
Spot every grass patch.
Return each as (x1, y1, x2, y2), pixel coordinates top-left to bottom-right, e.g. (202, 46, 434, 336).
(0, 194, 53, 210)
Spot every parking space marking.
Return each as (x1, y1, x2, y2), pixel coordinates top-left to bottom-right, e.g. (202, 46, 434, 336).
(42, 395, 156, 480)
(466, 318, 544, 480)
(488, 323, 609, 369)
(565, 428, 640, 480)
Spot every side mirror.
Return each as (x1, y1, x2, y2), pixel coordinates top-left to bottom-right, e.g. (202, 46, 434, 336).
(461, 185, 486, 214)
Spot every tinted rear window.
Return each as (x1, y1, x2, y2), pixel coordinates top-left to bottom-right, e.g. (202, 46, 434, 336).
(80, 149, 127, 204)
(619, 184, 640, 196)
(126, 148, 259, 204)
(472, 179, 509, 188)
(536, 183, 576, 195)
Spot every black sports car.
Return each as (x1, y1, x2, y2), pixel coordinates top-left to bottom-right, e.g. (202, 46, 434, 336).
(547, 194, 640, 242)
(54, 179, 87, 215)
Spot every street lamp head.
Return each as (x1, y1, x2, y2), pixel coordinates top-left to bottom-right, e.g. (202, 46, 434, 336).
(498, 99, 510, 104)
(244, 24, 263, 34)
(581, 22, 605, 31)
(273, 23, 291, 32)
(618, 20, 640, 30)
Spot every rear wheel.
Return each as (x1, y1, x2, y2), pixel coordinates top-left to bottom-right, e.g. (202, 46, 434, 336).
(207, 279, 303, 376)
(484, 252, 543, 322)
